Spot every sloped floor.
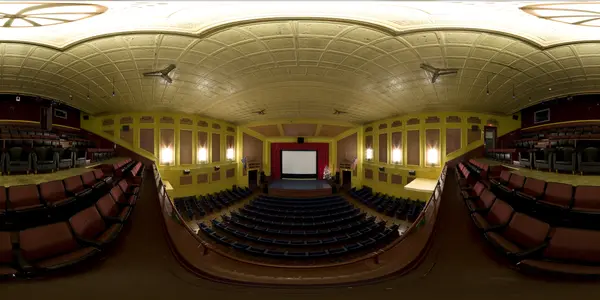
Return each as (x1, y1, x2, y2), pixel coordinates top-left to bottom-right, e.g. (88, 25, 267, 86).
(2, 169, 599, 300)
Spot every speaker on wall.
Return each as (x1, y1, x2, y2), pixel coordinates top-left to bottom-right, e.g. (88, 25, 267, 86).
(512, 115, 519, 120)
(83, 115, 89, 120)
(122, 125, 130, 132)
(378, 167, 385, 172)
(297, 137, 304, 144)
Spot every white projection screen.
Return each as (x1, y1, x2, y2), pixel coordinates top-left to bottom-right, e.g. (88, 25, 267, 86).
(281, 150, 318, 179)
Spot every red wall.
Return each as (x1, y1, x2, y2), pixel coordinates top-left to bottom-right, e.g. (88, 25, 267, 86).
(270, 143, 329, 180)
(0, 94, 81, 128)
(521, 95, 600, 128)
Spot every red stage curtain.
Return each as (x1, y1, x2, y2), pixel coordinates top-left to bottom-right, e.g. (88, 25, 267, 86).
(270, 143, 329, 180)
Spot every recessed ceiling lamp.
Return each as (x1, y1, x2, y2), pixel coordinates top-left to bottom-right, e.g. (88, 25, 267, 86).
(0, 3, 107, 28)
(15, 95, 20, 102)
(512, 84, 516, 99)
(486, 76, 490, 96)
(111, 77, 115, 97)
(86, 84, 90, 101)
(521, 3, 600, 27)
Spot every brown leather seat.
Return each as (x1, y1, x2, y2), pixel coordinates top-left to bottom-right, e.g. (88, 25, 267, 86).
(0, 231, 17, 277)
(461, 181, 485, 200)
(502, 173, 525, 191)
(69, 206, 122, 246)
(118, 179, 139, 196)
(484, 212, 550, 258)
(491, 170, 511, 186)
(8, 184, 44, 211)
(471, 199, 513, 231)
(537, 182, 573, 209)
(39, 180, 75, 207)
(19, 222, 99, 271)
(572, 186, 600, 214)
(466, 189, 496, 213)
(96, 194, 131, 223)
(519, 228, 600, 275)
(515, 177, 546, 202)
(92, 169, 105, 181)
(110, 185, 136, 206)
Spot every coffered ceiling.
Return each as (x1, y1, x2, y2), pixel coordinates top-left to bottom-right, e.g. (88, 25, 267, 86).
(0, 1, 600, 124)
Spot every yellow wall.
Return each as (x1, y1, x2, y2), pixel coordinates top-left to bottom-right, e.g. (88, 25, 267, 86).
(359, 111, 521, 200)
(81, 112, 239, 197)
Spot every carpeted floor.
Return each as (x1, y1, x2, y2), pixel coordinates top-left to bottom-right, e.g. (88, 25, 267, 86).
(2, 169, 599, 299)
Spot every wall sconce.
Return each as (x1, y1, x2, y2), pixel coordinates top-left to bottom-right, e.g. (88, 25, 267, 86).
(226, 147, 234, 161)
(160, 146, 174, 165)
(197, 147, 207, 163)
(391, 148, 402, 164)
(426, 147, 439, 166)
(365, 148, 373, 161)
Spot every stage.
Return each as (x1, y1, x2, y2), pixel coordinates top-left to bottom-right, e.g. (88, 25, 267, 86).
(268, 179, 332, 198)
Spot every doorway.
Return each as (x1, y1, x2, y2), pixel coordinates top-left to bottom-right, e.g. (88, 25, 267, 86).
(248, 170, 258, 190)
(484, 126, 497, 156)
(342, 170, 351, 190)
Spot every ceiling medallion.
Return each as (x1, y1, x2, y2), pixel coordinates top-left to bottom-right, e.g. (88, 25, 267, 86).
(520, 2, 600, 27)
(0, 2, 107, 28)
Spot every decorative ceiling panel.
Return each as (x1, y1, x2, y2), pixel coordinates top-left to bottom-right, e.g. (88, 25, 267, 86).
(318, 124, 352, 137)
(247, 124, 280, 137)
(282, 123, 317, 137)
(0, 2, 600, 124)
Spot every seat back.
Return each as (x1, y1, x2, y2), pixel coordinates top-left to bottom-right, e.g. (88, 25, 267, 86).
(39, 180, 67, 204)
(473, 182, 485, 197)
(8, 147, 23, 161)
(96, 194, 119, 218)
(521, 177, 545, 198)
(544, 182, 573, 208)
(507, 174, 525, 190)
(503, 212, 550, 249)
(500, 170, 511, 182)
(582, 147, 599, 162)
(479, 189, 497, 210)
(0, 231, 12, 263)
(573, 186, 600, 211)
(69, 206, 106, 240)
(19, 222, 79, 262)
(8, 184, 40, 209)
(109, 185, 126, 204)
(63, 175, 84, 194)
(92, 169, 104, 180)
(544, 228, 600, 263)
(81, 171, 96, 186)
(486, 199, 513, 227)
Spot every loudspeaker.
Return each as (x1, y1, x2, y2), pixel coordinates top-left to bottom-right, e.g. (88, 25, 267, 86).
(408, 170, 416, 176)
(122, 125, 130, 132)
(183, 169, 190, 175)
(471, 125, 479, 131)
(83, 115, 89, 120)
(297, 137, 304, 144)
(378, 167, 385, 172)
(512, 115, 519, 120)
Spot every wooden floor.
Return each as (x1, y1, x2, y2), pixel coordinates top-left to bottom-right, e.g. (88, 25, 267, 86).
(475, 158, 600, 186)
(0, 157, 125, 187)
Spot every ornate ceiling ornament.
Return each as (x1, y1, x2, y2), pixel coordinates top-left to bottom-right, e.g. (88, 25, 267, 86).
(521, 2, 600, 27)
(0, 2, 106, 28)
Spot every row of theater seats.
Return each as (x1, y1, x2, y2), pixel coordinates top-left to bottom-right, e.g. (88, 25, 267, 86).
(0, 146, 88, 174)
(517, 147, 600, 174)
(457, 160, 600, 275)
(0, 158, 143, 278)
(174, 186, 252, 220)
(199, 196, 398, 259)
(348, 187, 424, 222)
(199, 195, 399, 260)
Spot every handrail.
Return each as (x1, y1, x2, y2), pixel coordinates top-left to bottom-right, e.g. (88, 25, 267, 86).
(154, 162, 448, 270)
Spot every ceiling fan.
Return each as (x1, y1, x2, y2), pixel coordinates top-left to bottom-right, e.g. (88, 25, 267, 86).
(333, 109, 348, 115)
(143, 64, 176, 83)
(253, 109, 266, 115)
(420, 63, 458, 84)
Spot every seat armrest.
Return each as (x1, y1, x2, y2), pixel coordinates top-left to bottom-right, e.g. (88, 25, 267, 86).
(483, 223, 508, 233)
(513, 242, 548, 259)
(74, 188, 93, 199)
(515, 191, 539, 202)
(14, 249, 35, 274)
(73, 234, 102, 248)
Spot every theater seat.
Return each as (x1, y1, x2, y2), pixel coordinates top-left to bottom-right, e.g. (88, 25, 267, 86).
(514, 177, 546, 211)
(471, 199, 513, 231)
(63, 175, 92, 199)
(8, 184, 44, 212)
(18, 222, 99, 272)
(461, 181, 485, 200)
(484, 212, 550, 259)
(118, 179, 139, 196)
(519, 228, 600, 275)
(69, 206, 122, 246)
(465, 189, 496, 213)
(110, 185, 136, 206)
(81, 171, 105, 190)
(535, 182, 573, 223)
(0, 231, 17, 278)
(95, 194, 131, 223)
(39, 180, 76, 208)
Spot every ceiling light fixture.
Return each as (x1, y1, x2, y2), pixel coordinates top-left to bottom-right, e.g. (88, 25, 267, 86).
(512, 84, 516, 99)
(521, 3, 600, 28)
(486, 76, 490, 96)
(87, 84, 90, 101)
(15, 95, 20, 102)
(112, 77, 115, 97)
(0, 3, 107, 28)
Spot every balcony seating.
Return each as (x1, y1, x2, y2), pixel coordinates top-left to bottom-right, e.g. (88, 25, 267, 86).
(110, 184, 137, 206)
(534, 149, 553, 171)
(518, 151, 533, 168)
(514, 177, 546, 211)
(7, 184, 45, 216)
(74, 148, 87, 167)
(490, 170, 511, 187)
(63, 175, 93, 202)
(33, 147, 58, 173)
(5, 147, 32, 174)
(519, 228, 600, 275)
(39, 180, 76, 211)
(484, 212, 550, 259)
(578, 147, 600, 174)
(96, 193, 131, 224)
(465, 189, 496, 213)
(56, 148, 74, 169)
(18, 222, 99, 272)
(553, 147, 577, 173)
(461, 181, 485, 200)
